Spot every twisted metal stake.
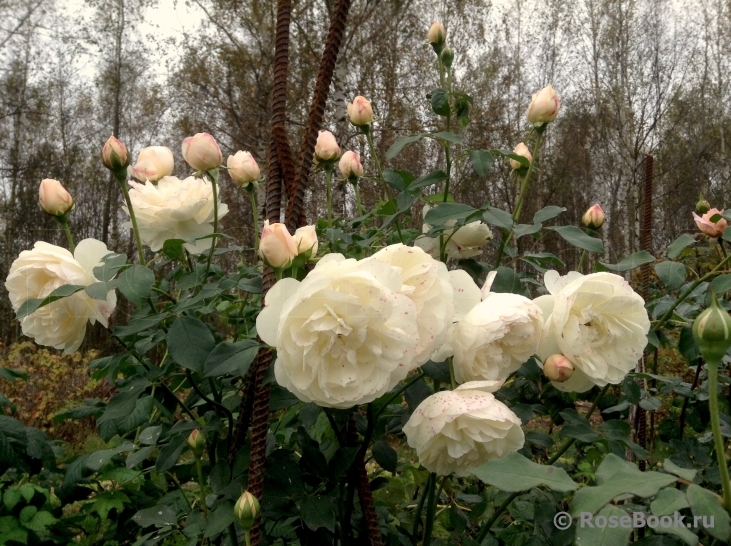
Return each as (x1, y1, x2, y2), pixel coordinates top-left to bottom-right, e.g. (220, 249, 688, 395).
(285, 0, 353, 230)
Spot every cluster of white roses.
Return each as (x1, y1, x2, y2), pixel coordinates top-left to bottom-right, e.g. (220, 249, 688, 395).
(5, 132, 261, 353)
(258, 242, 650, 476)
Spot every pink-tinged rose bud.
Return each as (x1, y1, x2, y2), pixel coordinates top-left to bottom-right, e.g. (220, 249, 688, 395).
(509, 142, 532, 170)
(347, 96, 373, 126)
(182, 132, 223, 171)
(293, 225, 318, 259)
(582, 204, 605, 229)
(101, 135, 129, 171)
(259, 220, 298, 269)
(187, 429, 206, 456)
(693, 208, 728, 238)
(526, 84, 561, 124)
(428, 21, 446, 50)
(543, 354, 574, 382)
(314, 131, 341, 164)
(38, 179, 73, 216)
(339, 151, 364, 180)
(227, 151, 260, 187)
(131, 146, 175, 182)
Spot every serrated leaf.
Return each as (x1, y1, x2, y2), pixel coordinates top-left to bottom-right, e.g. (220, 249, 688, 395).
(570, 454, 676, 516)
(16, 285, 85, 319)
(386, 134, 425, 160)
(469, 150, 494, 176)
(533, 206, 566, 224)
(409, 170, 447, 191)
(667, 234, 696, 259)
(429, 88, 450, 116)
(168, 316, 215, 373)
(550, 225, 604, 253)
(470, 452, 579, 493)
(432, 131, 462, 144)
(300, 496, 336, 532)
(132, 505, 178, 528)
(599, 251, 654, 272)
(372, 440, 398, 473)
(651, 487, 689, 516)
(93, 252, 128, 282)
(92, 491, 130, 519)
(686, 484, 731, 541)
(656, 261, 687, 291)
(203, 341, 259, 378)
(117, 265, 155, 306)
(710, 274, 731, 295)
(155, 437, 186, 474)
(574, 504, 632, 546)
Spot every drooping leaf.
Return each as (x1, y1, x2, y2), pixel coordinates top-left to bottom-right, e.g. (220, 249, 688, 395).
(533, 206, 566, 224)
(168, 316, 216, 373)
(655, 262, 687, 291)
(469, 150, 494, 177)
(471, 453, 579, 493)
(117, 265, 155, 306)
(550, 226, 604, 253)
(16, 285, 85, 319)
(667, 234, 696, 259)
(409, 170, 447, 191)
(599, 251, 654, 272)
(386, 134, 425, 160)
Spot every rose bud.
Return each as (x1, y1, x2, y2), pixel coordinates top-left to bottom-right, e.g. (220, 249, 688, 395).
(441, 47, 454, 69)
(696, 194, 711, 215)
(339, 151, 364, 180)
(313, 130, 341, 164)
(131, 146, 175, 182)
(101, 135, 129, 171)
(542, 354, 574, 383)
(347, 96, 374, 127)
(182, 132, 223, 171)
(582, 204, 606, 230)
(693, 208, 728, 238)
(187, 429, 206, 457)
(509, 142, 532, 170)
(693, 292, 731, 365)
(38, 179, 74, 216)
(234, 491, 260, 532)
(227, 151, 260, 188)
(428, 21, 446, 52)
(293, 225, 318, 260)
(526, 84, 561, 124)
(259, 220, 298, 269)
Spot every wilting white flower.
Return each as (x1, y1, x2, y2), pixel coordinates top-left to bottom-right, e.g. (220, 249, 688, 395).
(415, 205, 492, 260)
(366, 244, 454, 366)
(256, 253, 420, 408)
(123, 175, 229, 254)
(403, 381, 524, 477)
(452, 292, 544, 383)
(535, 270, 650, 392)
(5, 239, 117, 354)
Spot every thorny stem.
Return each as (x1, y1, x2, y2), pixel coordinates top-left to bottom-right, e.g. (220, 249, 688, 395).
(204, 169, 220, 280)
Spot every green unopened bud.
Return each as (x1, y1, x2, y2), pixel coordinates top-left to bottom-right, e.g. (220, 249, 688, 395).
(440, 47, 454, 69)
(234, 491, 260, 531)
(693, 292, 731, 364)
(696, 194, 711, 215)
(187, 429, 206, 457)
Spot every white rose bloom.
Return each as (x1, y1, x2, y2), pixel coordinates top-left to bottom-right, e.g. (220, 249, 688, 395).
(403, 381, 524, 477)
(256, 253, 420, 408)
(535, 270, 650, 392)
(452, 293, 544, 383)
(5, 239, 118, 354)
(366, 244, 453, 366)
(123, 175, 229, 254)
(430, 270, 482, 363)
(415, 206, 492, 260)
